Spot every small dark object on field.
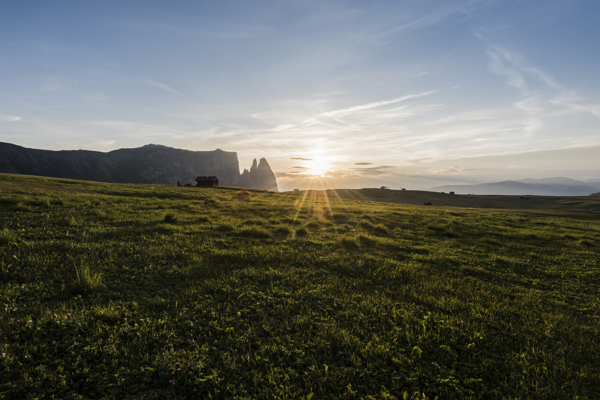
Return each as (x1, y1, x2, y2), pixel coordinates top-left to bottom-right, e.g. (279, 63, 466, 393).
(423, 202, 432, 206)
(164, 213, 178, 223)
(196, 176, 219, 187)
(184, 183, 192, 187)
(520, 196, 525, 199)
(236, 190, 251, 201)
(294, 189, 299, 191)
(450, 191, 455, 195)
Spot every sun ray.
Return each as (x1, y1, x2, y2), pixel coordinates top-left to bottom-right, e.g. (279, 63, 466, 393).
(292, 179, 313, 225)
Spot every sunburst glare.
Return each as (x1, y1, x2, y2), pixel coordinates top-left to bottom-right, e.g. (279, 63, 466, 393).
(307, 160, 329, 177)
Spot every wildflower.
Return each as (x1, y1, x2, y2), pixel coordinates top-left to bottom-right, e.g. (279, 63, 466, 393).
(27, 320, 33, 326)
(197, 365, 201, 369)
(168, 356, 172, 360)
(56, 321, 60, 325)
(169, 343, 173, 347)
(181, 349, 186, 354)
(169, 380, 174, 384)
(124, 318, 127, 322)
(177, 368, 181, 371)
(175, 362, 180, 368)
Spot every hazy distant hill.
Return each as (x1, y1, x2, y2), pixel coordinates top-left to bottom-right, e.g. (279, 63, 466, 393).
(430, 177, 600, 196)
(0, 142, 278, 191)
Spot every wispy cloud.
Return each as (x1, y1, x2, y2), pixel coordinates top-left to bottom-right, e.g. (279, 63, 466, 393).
(318, 91, 437, 118)
(82, 91, 107, 101)
(522, 118, 543, 136)
(486, 46, 563, 95)
(143, 79, 183, 95)
(269, 124, 295, 132)
(361, 7, 459, 44)
(487, 48, 527, 93)
(40, 82, 66, 92)
(291, 157, 314, 161)
(485, 44, 600, 140)
(353, 162, 373, 165)
(550, 92, 600, 119)
(251, 112, 276, 120)
(514, 97, 542, 114)
(433, 166, 465, 174)
(351, 165, 395, 176)
(0, 114, 21, 122)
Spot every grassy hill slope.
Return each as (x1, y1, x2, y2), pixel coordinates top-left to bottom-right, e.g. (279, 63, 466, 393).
(1, 173, 600, 399)
(286, 188, 600, 212)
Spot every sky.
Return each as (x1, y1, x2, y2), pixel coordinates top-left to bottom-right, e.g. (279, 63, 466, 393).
(1, 0, 599, 191)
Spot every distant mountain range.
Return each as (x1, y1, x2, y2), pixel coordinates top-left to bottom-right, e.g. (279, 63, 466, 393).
(431, 177, 600, 196)
(0, 142, 278, 191)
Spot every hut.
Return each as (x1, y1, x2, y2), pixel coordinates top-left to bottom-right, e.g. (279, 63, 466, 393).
(195, 176, 219, 187)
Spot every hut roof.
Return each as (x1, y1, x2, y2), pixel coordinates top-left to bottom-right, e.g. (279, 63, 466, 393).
(195, 176, 218, 182)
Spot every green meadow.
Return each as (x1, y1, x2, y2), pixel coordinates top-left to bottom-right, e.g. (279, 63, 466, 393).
(1, 173, 599, 399)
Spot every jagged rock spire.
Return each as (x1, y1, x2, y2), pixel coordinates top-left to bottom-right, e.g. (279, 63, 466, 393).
(250, 159, 258, 173)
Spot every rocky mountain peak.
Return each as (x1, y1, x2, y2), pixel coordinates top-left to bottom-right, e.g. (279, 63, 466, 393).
(249, 159, 258, 172)
(0, 141, 279, 191)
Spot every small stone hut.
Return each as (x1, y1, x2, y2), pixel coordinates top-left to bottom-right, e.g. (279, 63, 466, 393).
(195, 176, 219, 187)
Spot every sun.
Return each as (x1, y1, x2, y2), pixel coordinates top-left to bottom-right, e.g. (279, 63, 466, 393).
(307, 160, 329, 176)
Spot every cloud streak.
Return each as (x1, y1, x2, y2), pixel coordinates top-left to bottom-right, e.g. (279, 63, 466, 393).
(0, 114, 21, 122)
(143, 79, 183, 95)
(351, 165, 395, 176)
(318, 91, 438, 119)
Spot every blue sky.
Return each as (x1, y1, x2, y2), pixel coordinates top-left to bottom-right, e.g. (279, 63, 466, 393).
(1, 0, 599, 190)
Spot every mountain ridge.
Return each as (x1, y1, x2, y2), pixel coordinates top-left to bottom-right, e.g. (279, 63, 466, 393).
(430, 178, 600, 196)
(0, 142, 278, 191)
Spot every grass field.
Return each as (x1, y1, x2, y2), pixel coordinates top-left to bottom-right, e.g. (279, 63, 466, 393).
(285, 188, 600, 212)
(1, 173, 599, 399)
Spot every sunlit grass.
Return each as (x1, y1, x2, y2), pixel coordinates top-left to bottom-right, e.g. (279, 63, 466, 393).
(0, 173, 599, 399)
